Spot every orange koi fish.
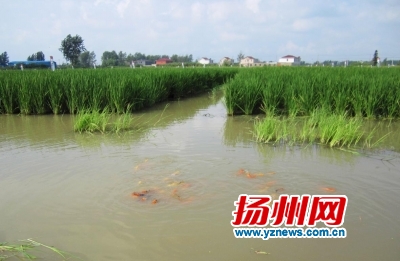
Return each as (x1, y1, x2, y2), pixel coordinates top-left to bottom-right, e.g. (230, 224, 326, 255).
(236, 168, 246, 175)
(321, 187, 336, 193)
(246, 172, 257, 179)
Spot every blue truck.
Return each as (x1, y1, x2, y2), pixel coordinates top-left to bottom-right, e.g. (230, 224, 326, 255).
(8, 60, 57, 69)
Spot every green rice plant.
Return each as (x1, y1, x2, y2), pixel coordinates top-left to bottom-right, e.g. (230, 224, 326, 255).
(366, 79, 384, 118)
(253, 115, 293, 144)
(284, 85, 300, 117)
(112, 112, 133, 133)
(16, 75, 33, 115)
(1, 67, 237, 115)
(222, 80, 236, 115)
(0, 77, 17, 114)
(316, 112, 364, 147)
(254, 109, 372, 148)
(107, 77, 129, 113)
(111, 104, 134, 133)
(64, 77, 79, 114)
(261, 77, 284, 115)
(74, 109, 110, 133)
(223, 69, 263, 115)
(225, 67, 400, 118)
(349, 75, 365, 117)
(30, 73, 49, 114)
(0, 239, 73, 260)
(47, 74, 65, 114)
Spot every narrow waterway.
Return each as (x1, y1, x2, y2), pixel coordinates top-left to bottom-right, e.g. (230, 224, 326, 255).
(1, 92, 400, 261)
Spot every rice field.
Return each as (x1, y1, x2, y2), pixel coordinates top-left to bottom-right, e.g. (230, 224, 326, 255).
(0, 68, 237, 115)
(224, 67, 400, 118)
(252, 109, 387, 148)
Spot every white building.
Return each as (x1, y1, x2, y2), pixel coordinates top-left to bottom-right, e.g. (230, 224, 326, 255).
(239, 56, 260, 67)
(278, 55, 301, 66)
(198, 57, 213, 65)
(219, 57, 234, 66)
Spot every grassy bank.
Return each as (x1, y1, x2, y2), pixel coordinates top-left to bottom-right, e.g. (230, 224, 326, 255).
(224, 67, 400, 118)
(0, 67, 237, 115)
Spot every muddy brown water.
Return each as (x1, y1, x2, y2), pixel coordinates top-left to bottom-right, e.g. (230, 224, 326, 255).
(1, 92, 400, 261)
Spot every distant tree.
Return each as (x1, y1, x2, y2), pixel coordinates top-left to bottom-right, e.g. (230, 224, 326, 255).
(0, 51, 9, 66)
(171, 54, 179, 63)
(36, 51, 45, 61)
(237, 51, 244, 64)
(134, 52, 146, 60)
(79, 51, 96, 67)
(177, 54, 193, 63)
(372, 50, 378, 66)
(27, 51, 45, 61)
(118, 51, 127, 66)
(59, 34, 86, 66)
(101, 51, 119, 66)
(146, 54, 162, 61)
(126, 54, 134, 63)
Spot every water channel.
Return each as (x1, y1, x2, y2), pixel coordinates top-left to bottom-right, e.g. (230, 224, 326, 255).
(1, 91, 400, 260)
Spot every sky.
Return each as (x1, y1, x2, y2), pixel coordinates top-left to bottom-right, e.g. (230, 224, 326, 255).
(1, 0, 399, 64)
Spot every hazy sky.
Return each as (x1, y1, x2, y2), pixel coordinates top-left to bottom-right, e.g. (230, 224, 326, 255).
(2, 0, 399, 63)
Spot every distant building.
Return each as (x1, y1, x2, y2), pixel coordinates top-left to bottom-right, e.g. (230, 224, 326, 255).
(240, 56, 264, 67)
(278, 55, 301, 66)
(135, 59, 153, 66)
(219, 57, 234, 66)
(8, 60, 57, 69)
(198, 57, 213, 65)
(156, 58, 173, 65)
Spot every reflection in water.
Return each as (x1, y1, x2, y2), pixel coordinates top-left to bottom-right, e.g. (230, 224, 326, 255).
(255, 143, 357, 166)
(223, 115, 254, 147)
(1, 91, 400, 261)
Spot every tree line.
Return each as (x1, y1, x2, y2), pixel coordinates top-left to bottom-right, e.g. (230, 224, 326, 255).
(1, 34, 397, 68)
(59, 34, 193, 67)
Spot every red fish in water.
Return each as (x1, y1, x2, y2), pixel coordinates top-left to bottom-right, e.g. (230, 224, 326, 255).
(246, 172, 257, 179)
(131, 190, 150, 197)
(236, 168, 246, 175)
(131, 192, 145, 197)
(152, 199, 158, 204)
(321, 187, 336, 193)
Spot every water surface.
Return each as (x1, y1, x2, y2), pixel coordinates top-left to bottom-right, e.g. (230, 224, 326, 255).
(1, 92, 400, 260)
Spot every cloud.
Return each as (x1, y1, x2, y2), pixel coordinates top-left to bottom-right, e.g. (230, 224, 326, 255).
(191, 2, 205, 23)
(51, 20, 62, 35)
(245, 0, 261, 13)
(292, 19, 316, 32)
(206, 2, 234, 21)
(116, 0, 131, 18)
(80, 3, 115, 28)
(15, 30, 30, 44)
(220, 32, 247, 41)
